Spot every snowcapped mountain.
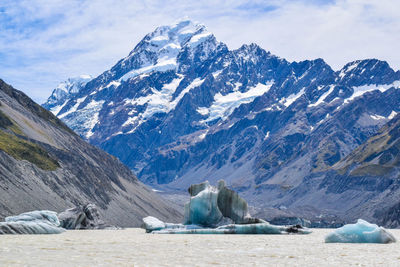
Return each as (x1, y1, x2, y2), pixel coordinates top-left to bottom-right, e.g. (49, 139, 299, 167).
(43, 75, 92, 115)
(43, 19, 400, 223)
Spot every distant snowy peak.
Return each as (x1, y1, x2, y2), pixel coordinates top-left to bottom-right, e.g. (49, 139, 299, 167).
(337, 59, 400, 86)
(43, 75, 92, 115)
(113, 19, 218, 82)
(46, 75, 92, 103)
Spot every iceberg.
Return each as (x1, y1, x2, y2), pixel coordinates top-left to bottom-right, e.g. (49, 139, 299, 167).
(184, 180, 262, 227)
(58, 203, 116, 230)
(184, 182, 223, 226)
(142, 216, 166, 233)
(144, 180, 311, 235)
(0, 210, 65, 235)
(152, 222, 311, 235)
(143, 216, 204, 233)
(325, 219, 396, 243)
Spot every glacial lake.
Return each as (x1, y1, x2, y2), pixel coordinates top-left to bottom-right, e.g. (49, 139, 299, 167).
(0, 228, 399, 266)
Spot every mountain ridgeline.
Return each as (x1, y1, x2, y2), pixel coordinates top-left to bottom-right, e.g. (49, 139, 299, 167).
(0, 79, 181, 226)
(43, 19, 400, 225)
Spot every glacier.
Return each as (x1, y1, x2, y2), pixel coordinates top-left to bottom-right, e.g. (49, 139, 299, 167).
(0, 210, 65, 235)
(325, 219, 396, 243)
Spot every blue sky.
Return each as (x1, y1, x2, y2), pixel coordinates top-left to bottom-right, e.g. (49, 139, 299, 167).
(1, 0, 399, 103)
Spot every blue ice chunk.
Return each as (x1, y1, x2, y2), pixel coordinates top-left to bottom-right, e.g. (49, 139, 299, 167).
(0, 210, 65, 235)
(325, 219, 396, 243)
(184, 182, 223, 227)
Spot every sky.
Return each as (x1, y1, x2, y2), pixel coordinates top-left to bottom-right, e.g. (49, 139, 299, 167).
(0, 0, 399, 103)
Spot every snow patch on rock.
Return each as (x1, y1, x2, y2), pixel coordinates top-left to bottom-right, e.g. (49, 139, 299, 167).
(200, 82, 274, 123)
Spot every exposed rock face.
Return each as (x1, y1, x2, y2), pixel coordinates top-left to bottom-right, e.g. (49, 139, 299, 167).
(184, 180, 261, 227)
(58, 204, 115, 230)
(0, 79, 182, 227)
(0, 211, 65, 235)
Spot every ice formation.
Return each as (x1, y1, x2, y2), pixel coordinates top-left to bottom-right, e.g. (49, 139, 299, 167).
(0, 210, 65, 235)
(142, 216, 166, 233)
(144, 180, 311, 235)
(152, 222, 310, 235)
(184, 181, 223, 226)
(58, 203, 116, 230)
(325, 219, 396, 243)
(184, 180, 261, 227)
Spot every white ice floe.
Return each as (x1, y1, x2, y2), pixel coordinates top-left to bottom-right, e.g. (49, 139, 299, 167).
(0, 210, 65, 235)
(325, 219, 396, 244)
(142, 216, 166, 233)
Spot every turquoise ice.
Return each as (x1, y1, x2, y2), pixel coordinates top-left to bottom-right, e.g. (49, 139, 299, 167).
(144, 180, 312, 235)
(325, 219, 396, 243)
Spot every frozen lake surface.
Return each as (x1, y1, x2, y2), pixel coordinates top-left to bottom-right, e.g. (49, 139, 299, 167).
(1, 228, 399, 266)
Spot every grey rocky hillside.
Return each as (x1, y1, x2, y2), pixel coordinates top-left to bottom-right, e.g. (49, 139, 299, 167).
(43, 19, 400, 224)
(0, 79, 181, 227)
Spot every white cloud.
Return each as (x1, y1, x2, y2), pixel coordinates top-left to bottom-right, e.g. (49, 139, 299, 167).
(0, 0, 399, 103)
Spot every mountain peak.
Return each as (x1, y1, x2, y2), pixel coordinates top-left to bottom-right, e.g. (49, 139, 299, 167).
(337, 59, 399, 86)
(131, 18, 211, 55)
(42, 75, 92, 113)
(112, 19, 217, 82)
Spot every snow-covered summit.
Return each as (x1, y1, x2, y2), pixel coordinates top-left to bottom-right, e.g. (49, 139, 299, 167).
(117, 18, 217, 81)
(43, 75, 92, 115)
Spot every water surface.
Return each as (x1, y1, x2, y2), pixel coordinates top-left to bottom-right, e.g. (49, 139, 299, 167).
(0, 228, 399, 266)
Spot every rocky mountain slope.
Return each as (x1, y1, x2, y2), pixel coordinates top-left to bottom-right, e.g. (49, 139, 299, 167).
(44, 19, 400, 223)
(0, 79, 181, 227)
(249, 113, 400, 224)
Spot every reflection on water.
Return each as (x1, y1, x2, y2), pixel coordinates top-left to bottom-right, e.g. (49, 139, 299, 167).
(0, 228, 399, 266)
